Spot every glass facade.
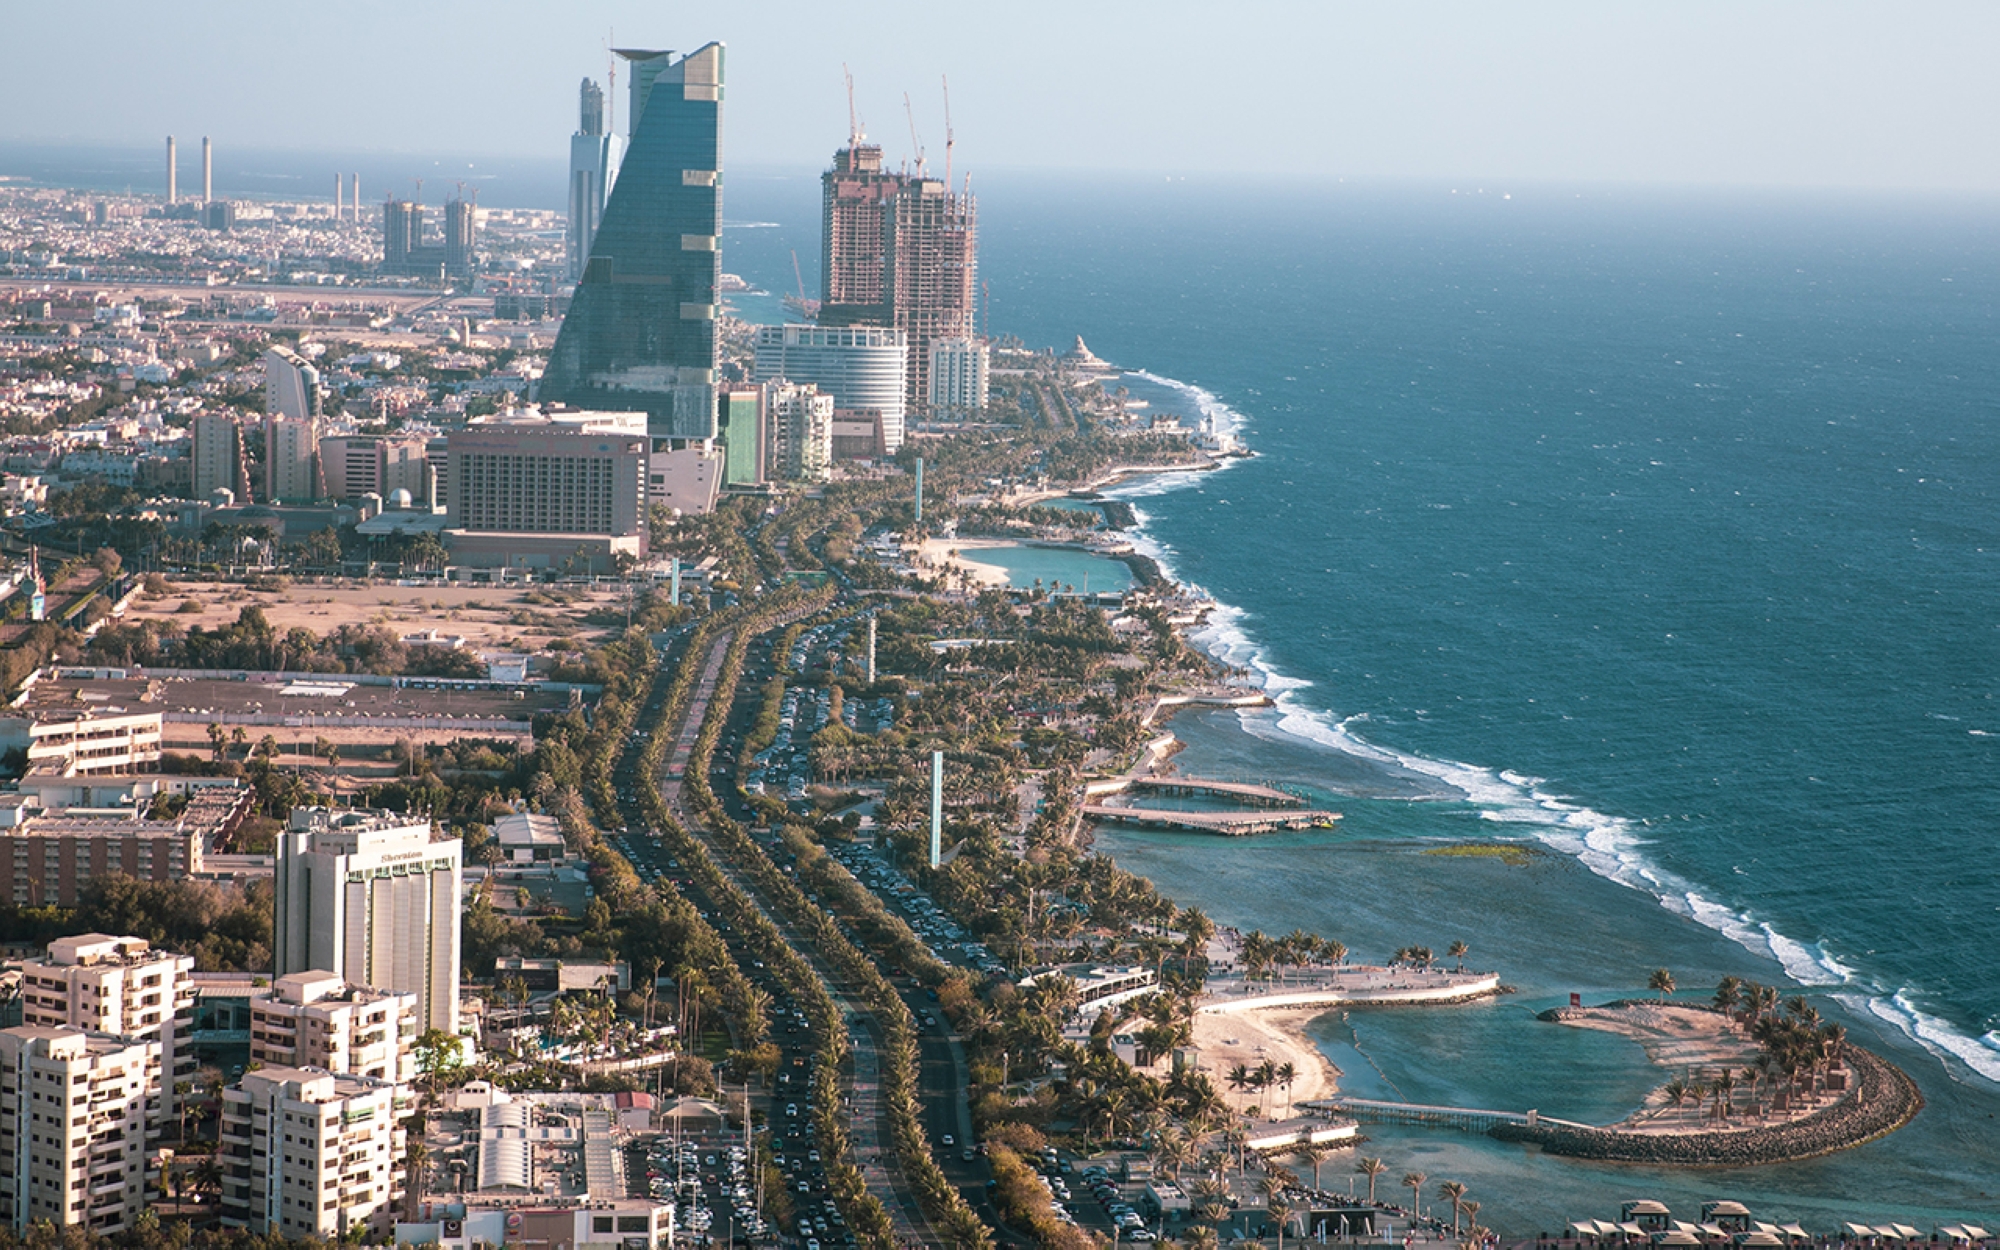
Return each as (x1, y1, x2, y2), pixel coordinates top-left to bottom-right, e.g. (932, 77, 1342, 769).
(720, 387, 763, 486)
(541, 43, 724, 440)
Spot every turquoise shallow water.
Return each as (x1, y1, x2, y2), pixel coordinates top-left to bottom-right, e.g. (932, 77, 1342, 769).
(956, 543, 1134, 594)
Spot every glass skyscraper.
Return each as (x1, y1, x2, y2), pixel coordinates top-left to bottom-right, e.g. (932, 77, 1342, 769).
(542, 43, 724, 441)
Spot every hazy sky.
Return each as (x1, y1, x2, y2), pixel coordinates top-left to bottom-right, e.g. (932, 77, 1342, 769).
(7, 0, 2000, 191)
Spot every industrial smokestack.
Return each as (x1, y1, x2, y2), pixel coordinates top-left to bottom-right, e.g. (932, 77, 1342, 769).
(202, 137, 212, 202)
(335, 173, 343, 217)
(165, 136, 176, 203)
(352, 174, 361, 220)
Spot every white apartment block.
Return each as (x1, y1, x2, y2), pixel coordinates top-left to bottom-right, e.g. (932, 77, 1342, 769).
(219, 1066, 407, 1241)
(273, 808, 462, 1034)
(250, 971, 417, 1084)
(0, 708, 163, 776)
(20, 934, 196, 1098)
(762, 381, 833, 483)
(0, 1028, 160, 1236)
(927, 337, 990, 414)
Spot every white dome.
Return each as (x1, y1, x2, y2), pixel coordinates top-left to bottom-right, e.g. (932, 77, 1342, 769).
(388, 488, 415, 509)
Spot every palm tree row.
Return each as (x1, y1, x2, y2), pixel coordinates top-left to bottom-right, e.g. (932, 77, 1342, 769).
(1223, 1058, 1301, 1117)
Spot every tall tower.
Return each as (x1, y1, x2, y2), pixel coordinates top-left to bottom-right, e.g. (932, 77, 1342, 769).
(202, 136, 212, 201)
(820, 142, 903, 325)
(164, 135, 176, 203)
(541, 42, 726, 442)
(565, 76, 624, 282)
(443, 197, 476, 276)
(885, 176, 977, 412)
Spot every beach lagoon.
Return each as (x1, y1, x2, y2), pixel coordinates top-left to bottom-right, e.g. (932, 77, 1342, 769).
(953, 541, 1135, 594)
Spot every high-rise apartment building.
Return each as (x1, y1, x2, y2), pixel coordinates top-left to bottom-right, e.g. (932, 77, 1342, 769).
(264, 347, 320, 420)
(763, 381, 833, 483)
(540, 43, 725, 441)
(263, 347, 321, 503)
(189, 412, 242, 500)
(249, 972, 417, 1084)
(750, 324, 908, 452)
(566, 77, 625, 282)
(272, 808, 462, 1035)
(19, 934, 196, 1095)
(0, 1028, 159, 1236)
(927, 337, 990, 414)
(219, 1066, 406, 1241)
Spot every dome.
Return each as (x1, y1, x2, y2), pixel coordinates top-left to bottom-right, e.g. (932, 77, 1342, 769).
(388, 488, 415, 509)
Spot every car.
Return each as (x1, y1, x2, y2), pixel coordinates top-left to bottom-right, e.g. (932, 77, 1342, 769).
(941, 1134, 954, 1147)
(962, 1147, 977, 1163)
(786, 1103, 798, 1117)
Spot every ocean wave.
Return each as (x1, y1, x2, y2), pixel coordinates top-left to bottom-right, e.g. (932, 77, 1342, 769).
(1847, 992, 2000, 1085)
(1108, 362, 2000, 1091)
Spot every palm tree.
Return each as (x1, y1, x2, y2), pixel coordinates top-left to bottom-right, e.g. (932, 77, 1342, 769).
(1648, 968, 1677, 1001)
(1684, 1080, 1708, 1126)
(1713, 975, 1744, 1017)
(1447, 940, 1469, 972)
(1712, 1069, 1736, 1121)
(1357, 1156, 1387, 1205)
(1461, 1201, 1482, 1241)
(1269, 1199, 1294, 1250)
(1294, 1144, 1329, 1191)
(1186, 1225, 1219, 1250)
(1402, 1171, 1428, 1220)
(1275, 1061, 1298, 1118)
(1661, 1078, 1689, 1123)
(1226, 1063, 1252, 1108)
(1437, 1181, 1467, 1234)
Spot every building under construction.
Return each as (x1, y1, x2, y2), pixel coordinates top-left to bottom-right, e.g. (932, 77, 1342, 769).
(818, 93, 977, 415)
(381, 196, 476, 279)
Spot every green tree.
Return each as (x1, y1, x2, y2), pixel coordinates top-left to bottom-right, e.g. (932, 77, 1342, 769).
(1357, 1156, 1387, 1205)
(1649, 967, 1677, 1001)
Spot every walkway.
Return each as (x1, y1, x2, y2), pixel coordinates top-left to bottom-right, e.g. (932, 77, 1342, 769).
(1082, 804, 1340, 835)
(1198, 967, 1502, 1011)
(1300, 1096, 1592, 1134)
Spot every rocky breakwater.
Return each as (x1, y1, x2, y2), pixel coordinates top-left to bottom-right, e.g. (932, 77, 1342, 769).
(1491, 1026, 1922, 1166)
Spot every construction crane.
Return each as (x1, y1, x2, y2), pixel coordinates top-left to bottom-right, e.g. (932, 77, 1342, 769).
(844, 64, 863, 147)
(786, 249, 822, 320)
(904, 93, 926, 178)
(942, 75, 955, 195)
(411, 177, 423, 205)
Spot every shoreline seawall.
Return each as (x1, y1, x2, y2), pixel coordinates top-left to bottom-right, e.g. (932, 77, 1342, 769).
(1488, 1045, 1922, 1166)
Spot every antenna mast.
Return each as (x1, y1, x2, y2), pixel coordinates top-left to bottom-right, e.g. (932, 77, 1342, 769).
(904, 93, 926, 178)
(942, 75, 955, 194)
(844, 64, 861, 147)
(607, 29, 617, 138)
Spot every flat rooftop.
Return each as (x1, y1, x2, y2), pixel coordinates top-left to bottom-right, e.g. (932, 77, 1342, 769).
(19, 672, 578, 729)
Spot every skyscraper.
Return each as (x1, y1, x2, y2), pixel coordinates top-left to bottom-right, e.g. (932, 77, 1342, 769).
(382, 200, 420, 271)
(263, 348, 320, 503)
(885, 177, 977, 412)
(817, 140, 977, 414)
(272, 808, 462, 1034)
(820, 142, 903, 326)
(566, 77, 624, 282)
(190, 411, 243, 500)
(540, 43, 725, 441)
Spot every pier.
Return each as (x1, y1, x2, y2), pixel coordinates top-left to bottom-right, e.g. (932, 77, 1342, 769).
(1299, 1097, 1592, 1134)
(1081, 804, 1339, 835)
(1122, 776, 1304, 806)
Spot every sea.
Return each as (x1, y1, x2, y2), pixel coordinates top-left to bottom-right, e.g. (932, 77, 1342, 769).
(10, 144, 1999, 1232)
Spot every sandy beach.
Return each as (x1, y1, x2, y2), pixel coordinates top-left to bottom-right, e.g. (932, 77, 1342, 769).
(1186, 1006, 1341, 1115)
(913, 537, 1014, 587)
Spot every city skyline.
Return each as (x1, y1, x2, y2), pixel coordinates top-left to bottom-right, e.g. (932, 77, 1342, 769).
(4, 1, 2000, 193)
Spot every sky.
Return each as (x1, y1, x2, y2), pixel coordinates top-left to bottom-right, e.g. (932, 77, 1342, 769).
(6, 0, 2000, 192)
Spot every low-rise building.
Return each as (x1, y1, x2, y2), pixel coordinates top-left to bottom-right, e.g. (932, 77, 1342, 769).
(398, 1200, 673, 1249)
(0, 705, 162, 775)
(0, 1027, 160, 1236)
(219, 1066, 407, 1241)
(0, 811, 203, 906)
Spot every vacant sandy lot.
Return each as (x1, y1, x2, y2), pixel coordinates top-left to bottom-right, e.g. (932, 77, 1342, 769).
(122, 579, 632, 654)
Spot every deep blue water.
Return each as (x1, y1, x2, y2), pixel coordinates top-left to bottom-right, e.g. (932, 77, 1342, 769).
(18, 144, 2000, 1229)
